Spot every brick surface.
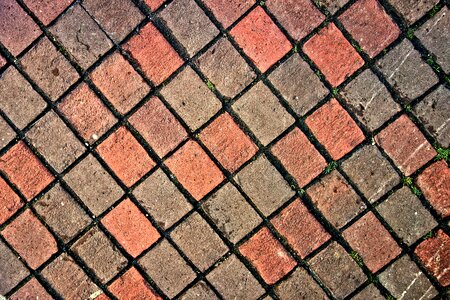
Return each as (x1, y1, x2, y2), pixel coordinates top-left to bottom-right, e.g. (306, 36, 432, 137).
(320, 0, 349, 13)
(10, 278, 52, 300)
(110, 267, 161, 300)
(0, 240, 29, 295)
(0, 177, 22, 225)
(275, 267, 328, 300)
(23, 0, 72, 25)
(180, 281, 219, 300)
(0, 116, 15, 149)
(144, 0, 165, 11)
(352, 285, 384, 300)
(231, 6, 291, 72)
(388, 0, 439, 25)
(203, 0, 255, 28)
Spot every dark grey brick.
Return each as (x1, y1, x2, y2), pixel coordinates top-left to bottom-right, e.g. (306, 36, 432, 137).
(0, 115, 15, 149)
(0, 240, 29, 295)
(180, 281, 219, 300)
(352, 285, 384, 300)
(388, 0, 439, 25)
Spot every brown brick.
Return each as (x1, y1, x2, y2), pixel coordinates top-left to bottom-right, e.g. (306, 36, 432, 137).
(0, 116, 15, 149)
(109, 267, 161, 300)
(275, 267, 328, 300)
(23, 0, 72, 25)
(388, 0, 439, 25)
(180, 281, 219, 300)
(320, 0, 349, 13)
(203, 0, 255, 28)
(352, 285, 384, 300)
(10, 278, 52, 300)
(0, 177, 23, 225)
(0, 240, 29, 295)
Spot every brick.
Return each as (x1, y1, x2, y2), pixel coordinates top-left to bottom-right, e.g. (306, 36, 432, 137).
(341, 145, 400, 202)
(207, 254, 265, 299)
(72, 226, 127, 283)
(275, 267, 328, 300)
(20, 38, 79, 101)
(235, 155, 294, 216)
(377, 40, 439, 103)
(203, 183, 261, 243)
(231, 7, 291, 72)
(197, 38, 256, 99)
(415, 230, 450, 286)
(0, 116, 15, 149)
(0, 67, 46, 129)
(124, 23, 183, 85)
(160, 66, 221, 131)
(27, 111, 85, 173)
(23, 0, 72, 25)
(240, 227, 296, 284)
(233, 82, 295, 145)
(379, 255, 438, 299)
(0, 240, 29, 295)
(0, 141, 54, 200)
(340, 0, 400, 57)
(102, 199, 160, 257)
(0, 54, 6, 68)
(91, 52, 150, 114)
(269, 54, 328, 116)
(140, 239, 196, 298)
(10, 278, 52, 300)
(171, 212, 228, 271)
(0, 177, 22, 225)
(134, 169, 192, 230)
(272, 127, 326, 187)
(2, 209, 57, 269)
(109, 267, 161, 300)
(351, 285, 384, 300)
(165, 140, 224, 200)
(34, 184, 90, 243)
(308, 170, 365, 229)
(303, 23, 364, 87)
(267, 0, 325, 41)
(376, 115, 436, 176)
(320, 0, 349, 14)
(200, 113, 258, 172)
(97, 126, 155, 186)
(306, 98, 365, 160)
(0, 0, 41, 56)
(416, 160, 450, 218)
(129, 97, 187, 158)
(180, 281, 219, 300)
(388, 0, 439, 25)
(64, 154, 122, 215)
(340, 69, 401, 131)
(343, 212, 401, 272)
(58, 83, 117, 144)
(203, 0, 255, 28)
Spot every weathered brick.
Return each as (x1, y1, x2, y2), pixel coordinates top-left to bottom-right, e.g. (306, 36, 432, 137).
(144, 0, 165, 11)
(180, 281, 219, 300)
(320, 0, 349, 13)
(275, 267, 328, 300)
(388, 0, 439, 25)
(0, 177, 22, 225)
(10, 278, 52, 300)
(203, 0, 255, 28)
(109, 267, 161, 300)
(0, 240, 29, 295)
(23, 0, 72, 25)
(351, 285, 384, 300)
(0, 116, 15, 150)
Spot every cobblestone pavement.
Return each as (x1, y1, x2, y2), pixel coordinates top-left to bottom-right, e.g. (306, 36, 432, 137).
(0, 0, 449, 299)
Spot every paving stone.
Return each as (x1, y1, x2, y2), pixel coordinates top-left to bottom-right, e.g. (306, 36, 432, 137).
(102, 198, 160, 257)
(240, 227, 296, 285)
(388, 0, 439, 25)
(140, 239, 196, 298)
(320, 0, 349, 13)
(207, 254, 264, 300)
(306, 98, 365, 160)
(0, 54, 6, 68)
(124, 23, 183, 85)
(200, 113, 258, 172)
(416, 160, 450, 218)
(309, 242, 366, 299)
(165, 140, 224, 200)
(268, 54, 328, 116)
(34, 184, 90, 243)
(203, 183, 261, 243)
(376, 40, 439, 103)
(134, 168, 192, 230)
(0, 177, 22, 225)
(341, 145, 400, 202)
(23, 0, 73, 25)
(275, 267, 328, 300)
(161, 67, 221, 131)
(58, 83, 117, 144)
(376, 115, 436, 176)
(272, 127, 326, 187)
(202, 0, 255, 28)
(0, 141, 54, 200)
(27, 111, 85, 173)
(379, 255, 438, 300)
(235, 155, 294, 216)
(303, 23, 364, 87)
(197, 38, 256, 99)
(0, 0, 41, 56)
(0, 239, 29, 295)
(0, 67, 46, 129)
(272, 199, 330, 258)
(144, 0, 165, 11)
(20, 37, 79, 101)
(233, 81, 295, 145)
(179, 281, 219, 300)
(109, 267, 161, 300)
(9, 278, 52, 300)
(351, 284, 384, 300)
(171, 212, 228, 271)
(340, 69, 401, 131)
(339, 0, 400, 57)
(230, 6, 291, 72)
(307, 170, 365, 229)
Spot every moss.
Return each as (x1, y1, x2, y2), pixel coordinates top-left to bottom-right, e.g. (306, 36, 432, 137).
(350, 251, 364, 267)
(206, 80, 216, 92)
(435, 147, 450, 161)
(324, 161, 337, 174)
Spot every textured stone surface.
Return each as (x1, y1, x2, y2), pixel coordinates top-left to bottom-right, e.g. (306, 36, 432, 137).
(109, 267, 161, 300)
(180, 281, 219, 300)
(9, 278, 52, 300)
(0, 116, 15, 149)
(275, 267, 328, 300)
(0, 177, 22, 225)
(320, 0, 349, 13)
(203, 0, 255, 28)
(351, 285, 384, 300)
(0, 240, 29, 295)
(388, 0, 439, 25)
(23, 0, 72, 25)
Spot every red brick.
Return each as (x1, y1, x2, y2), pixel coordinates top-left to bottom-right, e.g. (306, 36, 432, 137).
(23, 0, 72, 25)
(0, 177, 23, 225)
(240, 227, 296, 284)
(0, 141, 54, 200)
(376, 115, 436, 176)
(203, 0, 255, 28)
(102, 199, 160, 257)
(231, 6, 291, 72)
(124, 23, 183, 85)
(97, 126, 155, 187)
(129, 97, 187, 158)
(415, 230, 450, 287)
(343, 212, 401, 272)
(200, 113, 258, 172)
(166, 140, 224, 200)
(272, 200, 330, 258)
(303, 23, 364, 86)
(144, 0, 165, 11)
(272, 127, 326, 187)
(2, 210, 57, 269)
(306, 99, 365, 160)
(10, 278, 52, 300)
(339, 0, 400, 57)
(109, 267, 162, 300)
(416, 160, 450, 218)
